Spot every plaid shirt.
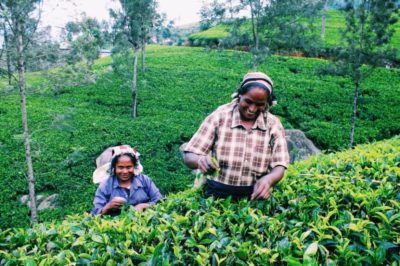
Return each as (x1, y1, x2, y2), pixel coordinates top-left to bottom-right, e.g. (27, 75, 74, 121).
(184, 100, 289, 186)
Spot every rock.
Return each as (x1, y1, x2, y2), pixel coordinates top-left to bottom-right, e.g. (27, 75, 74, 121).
(20, 195, 29, 205)
(20, 194, 45, 205)
(285, 129, 320, 163)
(20, 194, 59, 210)
(37, 194, 59, 210)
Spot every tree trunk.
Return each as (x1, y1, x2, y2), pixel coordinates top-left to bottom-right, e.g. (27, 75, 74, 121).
(3, 25, 12, 85)
(16, 19, 38, 224)
(141, 39, 145, 76)
(349, 81, 360, 148)
(249, 1, 258, 71)
(321, 1, 328, 39)
(131, 46, 139, 118)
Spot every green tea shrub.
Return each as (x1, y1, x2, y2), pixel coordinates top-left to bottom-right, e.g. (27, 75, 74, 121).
(0, 45, 399, 229)
(0, 137, 398, 265)
(190, 10, 400, 60)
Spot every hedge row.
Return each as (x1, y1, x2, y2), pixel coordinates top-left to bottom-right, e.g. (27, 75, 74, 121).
(0, 45, 399, 229)
(0, 137, 399, 265)
(188, 9, 400, 59)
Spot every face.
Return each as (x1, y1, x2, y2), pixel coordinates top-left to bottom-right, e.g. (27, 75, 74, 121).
(115, 155, 135, 182)
(238, 87, 269, 121)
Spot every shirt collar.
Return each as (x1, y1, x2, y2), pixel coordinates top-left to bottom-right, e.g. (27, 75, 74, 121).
(230, 102, 267, 131)
(112, 175, 144, 189)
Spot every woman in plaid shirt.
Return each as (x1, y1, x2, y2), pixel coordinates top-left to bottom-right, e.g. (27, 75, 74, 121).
(183, 72, 289, 200)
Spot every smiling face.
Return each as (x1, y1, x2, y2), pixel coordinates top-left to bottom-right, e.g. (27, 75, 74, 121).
(238, 87, 269, 121)
(115, 155, 135, 182)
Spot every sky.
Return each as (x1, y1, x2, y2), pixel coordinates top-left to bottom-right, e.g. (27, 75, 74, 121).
(40, 0, 202, 38)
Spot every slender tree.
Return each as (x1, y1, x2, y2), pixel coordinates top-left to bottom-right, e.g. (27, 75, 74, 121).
(0, 0, 42, 224)
(335, 0, 398, 147)
(224, 0, 322, 70)
(244, 0, 263, 70)
(139, 0, 158, 76)
(200, 0, 227, 30)
(112, 0, 158, 118)
(321, 0, 329, 39)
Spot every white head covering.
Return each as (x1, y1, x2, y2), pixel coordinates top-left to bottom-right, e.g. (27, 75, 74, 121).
(92, 145, 143, 184)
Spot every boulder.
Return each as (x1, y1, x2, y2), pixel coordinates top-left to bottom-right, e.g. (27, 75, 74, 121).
(20, 194, 59, 210)
(37, 194, 59, 210)
(285, 129, 320, 163)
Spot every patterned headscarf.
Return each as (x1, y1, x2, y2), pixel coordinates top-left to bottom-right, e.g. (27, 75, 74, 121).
(93, 145, 143, 184)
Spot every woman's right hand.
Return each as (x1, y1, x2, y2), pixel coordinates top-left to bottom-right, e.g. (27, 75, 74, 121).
(197, 155, 220, 174)
(102, 198, 125, 214)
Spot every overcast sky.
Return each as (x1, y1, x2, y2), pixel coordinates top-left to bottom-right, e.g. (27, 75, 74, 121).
(40, 0, 202, 38)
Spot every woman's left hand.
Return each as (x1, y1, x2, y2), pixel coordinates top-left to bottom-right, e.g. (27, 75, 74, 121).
(251, 176, 272, 200)
(134, 203, 151, 211)
(251, 166, 286, 200)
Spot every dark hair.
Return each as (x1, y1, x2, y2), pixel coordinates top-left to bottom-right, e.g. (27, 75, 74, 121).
(110, 153, 137, 176)
(235, 84, 276, 106)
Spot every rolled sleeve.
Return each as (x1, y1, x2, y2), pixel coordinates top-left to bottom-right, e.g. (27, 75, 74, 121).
(91, 186, 109, 215)
(184, 114, 218, 156)
(269, 122, 290, 169)
(143, 175, 163, 205)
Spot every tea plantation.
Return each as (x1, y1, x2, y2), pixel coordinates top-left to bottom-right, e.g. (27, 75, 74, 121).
(0, 45, 399, 230)
(0, 137, 399, 265)
(189, 9, 400, 56)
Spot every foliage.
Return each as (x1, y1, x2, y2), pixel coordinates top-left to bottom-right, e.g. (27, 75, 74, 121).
(41, 64, 97, 96)
(189, 8, 400, 60)
(111, 0, 158, 49)
(188, 24, 230, 47)
(331, 0, 398, 147)
(0, 45, 399, 229)
(62, 16, 106, 69)
(0, 0, 43, 224)
(199, 0, 229, 30)
(110, 0, 159, 117)
(0, 137, 399, 264)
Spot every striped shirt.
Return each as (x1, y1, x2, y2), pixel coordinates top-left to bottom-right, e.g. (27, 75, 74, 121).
(184, 100, 289, 186)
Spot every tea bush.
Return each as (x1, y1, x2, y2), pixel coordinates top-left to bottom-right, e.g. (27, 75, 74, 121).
(0, 137, 398, 265)
(189, 9, 400, 59)
(0, 45, 399, 229)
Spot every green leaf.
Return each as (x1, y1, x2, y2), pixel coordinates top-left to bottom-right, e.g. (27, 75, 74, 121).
(374, 212, 390, 225)
(304, 242, 319, 257)
(23, 258, 36, 266)
(91, 234, 103, 243)
(282, 256, 302, 266)
(301, 230, 312, 242)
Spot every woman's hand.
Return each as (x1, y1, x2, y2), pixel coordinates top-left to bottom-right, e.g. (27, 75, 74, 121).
(101, 198, 125, 214)
(251, 176, 273, 200)
(184, 152, 219, 175)
(251, 166, 286, 200)
(134, 203, 151, 211)
(197, 155, 220, 174)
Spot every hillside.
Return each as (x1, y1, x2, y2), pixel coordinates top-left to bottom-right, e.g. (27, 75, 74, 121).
(189, 9, 400, 58)
(0, 137, 398, 264)
(0, 45, 399, 229)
